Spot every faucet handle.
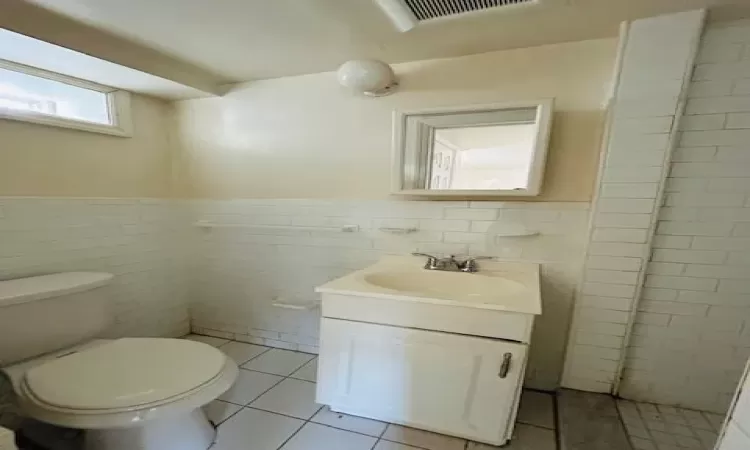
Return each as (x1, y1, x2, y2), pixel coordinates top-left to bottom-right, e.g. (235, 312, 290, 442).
(461, 256, 494, 273)
(411, 252, 439, 269)
(465, 256, 493, 262)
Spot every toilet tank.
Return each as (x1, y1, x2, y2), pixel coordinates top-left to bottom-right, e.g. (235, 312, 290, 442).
(0, 272, 114, 367)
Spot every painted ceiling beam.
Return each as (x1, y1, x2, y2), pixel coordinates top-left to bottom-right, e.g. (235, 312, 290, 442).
(0, 0, 230, 96)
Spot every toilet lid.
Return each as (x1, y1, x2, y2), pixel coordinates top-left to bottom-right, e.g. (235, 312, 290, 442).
(24, 338, 226, 410)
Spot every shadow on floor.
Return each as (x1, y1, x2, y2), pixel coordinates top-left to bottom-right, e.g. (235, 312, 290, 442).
(556, 389, 632, 450)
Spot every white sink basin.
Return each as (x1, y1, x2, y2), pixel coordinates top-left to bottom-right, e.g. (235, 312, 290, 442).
(316, 256, 541, 314)
(363, 270, 527, 300)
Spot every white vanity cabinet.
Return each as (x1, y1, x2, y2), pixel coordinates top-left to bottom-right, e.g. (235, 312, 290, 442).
(315, 257, 541, 446)
(315, 291, 538, 446)
(317, 317, 528, 445)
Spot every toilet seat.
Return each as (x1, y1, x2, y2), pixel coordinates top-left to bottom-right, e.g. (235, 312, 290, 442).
(12, 338, 238, 429)
(24, 338, 225, 411)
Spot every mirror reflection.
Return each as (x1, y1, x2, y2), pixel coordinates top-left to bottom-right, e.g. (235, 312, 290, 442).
(430, 123, 538, 190)
(393, 100, 553, 196)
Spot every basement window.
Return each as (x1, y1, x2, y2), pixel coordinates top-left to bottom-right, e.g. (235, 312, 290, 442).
(0, 60, 132, 137)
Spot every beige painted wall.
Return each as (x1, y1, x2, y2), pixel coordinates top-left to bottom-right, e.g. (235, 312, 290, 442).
(175, 38, 617, 201)
(0, 94, 176, 198)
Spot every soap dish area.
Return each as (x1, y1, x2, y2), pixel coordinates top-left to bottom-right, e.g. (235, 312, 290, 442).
(494, 230, 540, 239)
(194, 221, 360, 233)
(272, 300, 320, 311)
(486, 222, 540, 250)
(486, 221, 539, 238)
(377, 227, 419, 234)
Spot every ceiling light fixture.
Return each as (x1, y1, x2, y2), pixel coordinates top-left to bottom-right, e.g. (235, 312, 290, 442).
(336, 59, 399, 97)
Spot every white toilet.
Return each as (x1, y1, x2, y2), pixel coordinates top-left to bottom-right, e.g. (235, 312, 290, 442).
(0, 272, 238, 450)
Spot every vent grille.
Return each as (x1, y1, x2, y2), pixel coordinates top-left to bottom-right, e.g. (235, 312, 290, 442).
(403, 0, 536, 21)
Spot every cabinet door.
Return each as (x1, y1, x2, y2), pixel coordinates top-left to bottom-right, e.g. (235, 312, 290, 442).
(316, 318, 527, 445)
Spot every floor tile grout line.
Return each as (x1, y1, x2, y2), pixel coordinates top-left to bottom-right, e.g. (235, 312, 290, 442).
(244, 404, 398, 450)
(614, 397, 643, 450)
(378, 438, 435, 450)
(309, 418, 386, 439)
(241, 404, 428, 444)
(244, 404, 325, 423)
(552, 391, 562, 450)
(238, 350, 315, 377)
(197, 332, 318, 357)
(234, 345, 273, 366)
(308, 417, 391, 443)
(521, 423, 561, 433)
(244, 358, 315, 384)
(273, 419, 307, 450)
(516, 419, 556, 430)
(700, 410, 723, 433)
(287, 374, 316, 382)
(221, 355, 319, 418)
(640, 401, 671, 446)
(674, 404, 706, 442)
(221, 371, 288, 408)
(618, 399, 724, 449)
(239, 367, 313, 379)
(201, 334, 324, 446)
(244, 404, 399, 440)
(214, 404, 244, 427)
(370, 417, 394, 450)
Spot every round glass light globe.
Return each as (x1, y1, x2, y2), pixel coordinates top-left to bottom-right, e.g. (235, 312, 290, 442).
(336, 59, 397, 96)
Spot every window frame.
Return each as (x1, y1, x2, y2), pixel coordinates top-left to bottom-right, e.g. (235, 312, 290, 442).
(0, 59, 133, 137)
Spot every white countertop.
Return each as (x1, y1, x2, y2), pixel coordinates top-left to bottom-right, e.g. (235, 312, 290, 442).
(316, 255, 542, 315)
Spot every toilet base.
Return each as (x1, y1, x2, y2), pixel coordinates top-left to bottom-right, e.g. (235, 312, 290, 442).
(85, 408, 216, 450)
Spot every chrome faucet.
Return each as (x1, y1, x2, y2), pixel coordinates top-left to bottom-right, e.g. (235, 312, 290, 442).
(411, 253, 493, 273)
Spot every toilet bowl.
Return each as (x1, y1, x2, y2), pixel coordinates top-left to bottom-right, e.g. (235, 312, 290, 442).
(0, 272, 238, 450)
(3, 338, 238, 450)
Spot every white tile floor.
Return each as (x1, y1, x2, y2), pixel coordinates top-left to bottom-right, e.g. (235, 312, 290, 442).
(186, 334, 559, 450)
(617, 399, 726, 450)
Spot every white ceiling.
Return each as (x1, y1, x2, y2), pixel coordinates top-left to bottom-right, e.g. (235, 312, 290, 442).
(21, 0, 750, 82)
(0, 29, 209, 99)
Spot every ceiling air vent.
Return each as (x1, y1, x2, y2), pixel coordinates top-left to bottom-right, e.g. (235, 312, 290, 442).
(376, 0, 539, 32)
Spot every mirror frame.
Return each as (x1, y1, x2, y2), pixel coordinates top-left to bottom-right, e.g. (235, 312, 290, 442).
(391, 99, 554, 197)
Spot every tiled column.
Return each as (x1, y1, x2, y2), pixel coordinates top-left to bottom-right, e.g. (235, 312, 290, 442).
(561, 10, 706, 393)
(620, 19, 750, 413)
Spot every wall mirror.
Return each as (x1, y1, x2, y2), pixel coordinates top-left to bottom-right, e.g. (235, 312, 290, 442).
(391, 100, 553, 197)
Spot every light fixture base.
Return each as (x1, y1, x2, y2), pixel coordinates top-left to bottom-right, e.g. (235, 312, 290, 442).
(363, 81, 399, 97)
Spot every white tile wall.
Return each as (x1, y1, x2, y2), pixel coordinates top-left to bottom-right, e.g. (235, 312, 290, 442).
(188, 199, 590, 391)
(562, 10, 705, 394)
(0, 197, 191, 336)
(620, 19, 750, 414)
(0, 197, 191, 428)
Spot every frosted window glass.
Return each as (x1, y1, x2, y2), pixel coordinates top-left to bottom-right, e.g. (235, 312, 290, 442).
(0, 67, 110, 125)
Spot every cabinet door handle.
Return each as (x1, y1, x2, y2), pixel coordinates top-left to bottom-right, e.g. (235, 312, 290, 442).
(498, 352, 512, 378)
